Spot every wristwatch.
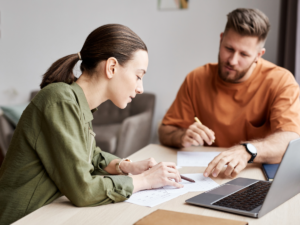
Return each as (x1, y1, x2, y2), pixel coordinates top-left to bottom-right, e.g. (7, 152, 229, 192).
(116, 158, 132, 175)
(241, 143, 257, 163)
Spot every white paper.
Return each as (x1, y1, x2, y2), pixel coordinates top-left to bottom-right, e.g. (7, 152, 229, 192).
(177, 151, 221, 167)
(125, 188, 183, 207)
(163, 173, 219, 194)
(125, 173, 219, 207)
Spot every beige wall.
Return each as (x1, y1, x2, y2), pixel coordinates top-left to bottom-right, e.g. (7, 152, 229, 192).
(0, 0, 281, 142)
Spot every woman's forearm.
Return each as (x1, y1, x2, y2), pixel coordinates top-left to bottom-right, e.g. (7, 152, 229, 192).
(104, 159, 132, 175)
(104, 160, 183, 194)
(129, 174, 149, 193)
(103, 159, 120, 174)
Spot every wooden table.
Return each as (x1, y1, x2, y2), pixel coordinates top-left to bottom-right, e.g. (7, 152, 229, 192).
(14, 144, 300, 225)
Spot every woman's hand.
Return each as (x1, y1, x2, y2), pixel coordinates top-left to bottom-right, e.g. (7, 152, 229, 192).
(130, 162, 183, 193)
(120, 158, 157, 175)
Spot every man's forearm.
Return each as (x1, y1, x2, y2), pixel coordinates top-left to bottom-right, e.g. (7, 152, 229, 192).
(158, 124, 186, 148)
(250, 131, 299, 164)
(204, 131, 300, 178)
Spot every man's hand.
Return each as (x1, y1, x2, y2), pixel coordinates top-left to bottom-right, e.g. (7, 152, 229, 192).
(181, 122, 215, 147)
(120, 158, 157, 175)
(203, 145, 251, 178)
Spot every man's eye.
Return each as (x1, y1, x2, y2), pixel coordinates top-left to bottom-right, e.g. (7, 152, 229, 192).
(136, 76, 141, 80)
(226, 47, 234, 51)
(241, 53, 248, 57)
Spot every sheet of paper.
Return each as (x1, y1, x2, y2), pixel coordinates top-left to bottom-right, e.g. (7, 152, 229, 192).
(163, 173, 219, 194)
(125, 188, 185, 207)
(125, 173, 219, 207)
(177, 151, 221, 167)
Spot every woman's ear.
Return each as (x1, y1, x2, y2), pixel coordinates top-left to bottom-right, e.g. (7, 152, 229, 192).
(105, 57, 118, 79)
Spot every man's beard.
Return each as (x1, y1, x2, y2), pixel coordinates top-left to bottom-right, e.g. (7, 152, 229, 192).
(218, 54, 256, 83)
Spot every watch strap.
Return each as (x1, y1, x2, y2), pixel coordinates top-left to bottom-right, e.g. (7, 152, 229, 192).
(241, 143, 257, 163)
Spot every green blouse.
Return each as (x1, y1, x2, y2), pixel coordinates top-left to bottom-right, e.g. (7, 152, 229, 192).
(0, 82, 133, 225)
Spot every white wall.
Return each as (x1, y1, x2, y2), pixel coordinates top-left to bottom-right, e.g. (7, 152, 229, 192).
(0, 0, 281, 142)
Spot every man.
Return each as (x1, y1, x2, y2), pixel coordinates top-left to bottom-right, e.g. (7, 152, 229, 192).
(159, 8, 300, 179)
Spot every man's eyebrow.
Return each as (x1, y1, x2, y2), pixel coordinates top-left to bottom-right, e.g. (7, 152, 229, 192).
(240, 50, 250, 55)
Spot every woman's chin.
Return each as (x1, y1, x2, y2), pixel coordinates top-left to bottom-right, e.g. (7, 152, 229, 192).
(111, 99, 129, 109)
(116, 102, 128, 109)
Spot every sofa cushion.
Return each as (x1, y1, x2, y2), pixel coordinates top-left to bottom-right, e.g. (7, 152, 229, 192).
(93, 123, 122, 154)
(0, 103, 28, 127)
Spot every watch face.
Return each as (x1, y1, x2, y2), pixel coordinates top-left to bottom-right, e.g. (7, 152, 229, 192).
(247, 143, 257, 154)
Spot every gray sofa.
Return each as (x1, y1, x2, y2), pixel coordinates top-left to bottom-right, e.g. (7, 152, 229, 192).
(92, 93, 155, 158)
(0, 91, 155, 164)
(0, 91, 38, 165)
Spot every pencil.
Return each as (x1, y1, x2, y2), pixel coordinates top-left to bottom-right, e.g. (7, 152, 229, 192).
(180, 175, 195, 183)
(194, 117, 202, 125)
(194, 117, 215, 143)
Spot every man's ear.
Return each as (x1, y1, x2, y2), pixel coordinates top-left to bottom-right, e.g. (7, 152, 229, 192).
(105, 57, 118, 79)
(255, 48, 266, 62)
(220, 32, 224, 43)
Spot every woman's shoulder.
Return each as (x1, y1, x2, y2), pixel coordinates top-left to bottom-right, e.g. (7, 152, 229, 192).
(32, 82, 78, 110)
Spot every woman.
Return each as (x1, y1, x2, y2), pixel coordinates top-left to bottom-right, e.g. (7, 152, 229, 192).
(0, 24, 183, 225)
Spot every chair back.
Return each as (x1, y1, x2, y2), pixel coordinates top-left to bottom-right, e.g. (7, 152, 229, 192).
(92, 93, 155, 125)
(92, 100, 132, 125)
(130, 93, 155, 116)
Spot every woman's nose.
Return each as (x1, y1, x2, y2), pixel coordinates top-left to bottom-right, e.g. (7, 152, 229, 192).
(136, 81, 144, 94)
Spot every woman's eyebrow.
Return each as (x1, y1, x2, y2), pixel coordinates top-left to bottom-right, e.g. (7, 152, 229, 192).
(137, 69, 146, 75)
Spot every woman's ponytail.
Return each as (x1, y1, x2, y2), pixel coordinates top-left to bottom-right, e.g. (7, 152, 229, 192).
(40, 54, 80, 89)
(40, 24, 147, 89)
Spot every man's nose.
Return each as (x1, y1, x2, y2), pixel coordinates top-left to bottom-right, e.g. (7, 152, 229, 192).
(136, 80, 144, 94)
(228, 52, 239, 66)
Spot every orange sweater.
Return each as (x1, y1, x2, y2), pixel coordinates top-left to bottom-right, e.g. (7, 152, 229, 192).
(162, 59, 300, 147)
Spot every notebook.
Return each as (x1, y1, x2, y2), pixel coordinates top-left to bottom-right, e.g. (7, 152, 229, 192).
(262, 163, 279, 181)
(134, 209, 248, 225)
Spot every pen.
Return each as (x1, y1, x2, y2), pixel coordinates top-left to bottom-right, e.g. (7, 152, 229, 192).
(180, 175, 195, 183)
(194, 117, 215, 143)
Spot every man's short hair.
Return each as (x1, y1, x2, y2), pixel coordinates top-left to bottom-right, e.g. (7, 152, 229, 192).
(225, 8, 270, 44)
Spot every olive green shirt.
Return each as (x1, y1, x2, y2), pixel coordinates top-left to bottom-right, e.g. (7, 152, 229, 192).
(0, 82, 133, 225)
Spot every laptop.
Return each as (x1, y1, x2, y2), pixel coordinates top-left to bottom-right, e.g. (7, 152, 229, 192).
(186, 138, 300, 218)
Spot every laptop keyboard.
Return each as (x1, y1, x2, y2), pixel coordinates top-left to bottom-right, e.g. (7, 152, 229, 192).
(212, 181, 271, 211)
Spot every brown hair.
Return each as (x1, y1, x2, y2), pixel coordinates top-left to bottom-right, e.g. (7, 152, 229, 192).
(40, 24, 147, 89)
(224, 8, 270, 43)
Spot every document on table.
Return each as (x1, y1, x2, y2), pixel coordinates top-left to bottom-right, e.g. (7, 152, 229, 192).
(177, 151, 221, 167)
(125, 173, 219, 207)
(125, 189, 181, 207)
(163, 173, 219, 194)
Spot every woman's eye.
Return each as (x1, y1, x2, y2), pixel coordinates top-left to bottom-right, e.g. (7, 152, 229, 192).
(136, 76, 141, 80)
